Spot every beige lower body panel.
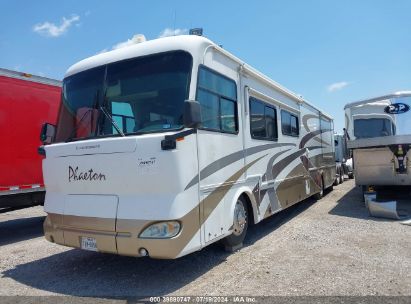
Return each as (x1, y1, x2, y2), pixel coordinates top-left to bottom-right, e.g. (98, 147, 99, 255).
(44, 206, 200, 259)
(44, 214, 119, 255)
(274, 162, 328, 209)
(276, 175, 309, 209)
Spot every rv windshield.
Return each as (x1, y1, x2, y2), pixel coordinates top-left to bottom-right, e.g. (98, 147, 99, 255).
(353, 118, 394, 139)
(54, 51, 192, 142)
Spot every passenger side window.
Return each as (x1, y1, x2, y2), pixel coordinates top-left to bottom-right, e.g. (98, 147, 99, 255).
(250, 97, 278, 141)
(196, 66, 238, 133)
(220, 98, 237, 133)
(197, 90, 219, 130)
(281, 110, 299, 137)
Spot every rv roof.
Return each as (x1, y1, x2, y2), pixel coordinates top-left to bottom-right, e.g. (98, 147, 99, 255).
(65, 35, 213, 77)
(344, 91, 411, 110)
(65, 35, 332, 120)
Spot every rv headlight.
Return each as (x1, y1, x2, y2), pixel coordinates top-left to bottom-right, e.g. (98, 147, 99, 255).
(139, 221, 181, 239)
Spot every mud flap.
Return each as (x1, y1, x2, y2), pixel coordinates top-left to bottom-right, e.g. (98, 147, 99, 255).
(364, 193, 401, 220)
(401, 218, 411, 226)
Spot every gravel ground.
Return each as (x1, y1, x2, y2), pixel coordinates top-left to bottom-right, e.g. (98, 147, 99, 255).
(0, 180, 410, 298)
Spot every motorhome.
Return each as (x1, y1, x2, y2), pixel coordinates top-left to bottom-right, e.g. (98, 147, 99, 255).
(345, 92, 411, 217)
(41, 35, 335, 259)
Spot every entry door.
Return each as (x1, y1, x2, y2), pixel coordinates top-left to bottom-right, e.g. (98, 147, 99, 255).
(195, 65, 244, 244)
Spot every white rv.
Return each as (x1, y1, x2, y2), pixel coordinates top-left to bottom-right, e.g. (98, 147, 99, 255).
(41, 35, 335, 259)
(345, 92, 411, 190)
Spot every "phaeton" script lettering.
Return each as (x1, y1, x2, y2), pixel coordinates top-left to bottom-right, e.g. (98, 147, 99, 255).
(68, 166, 106, 182)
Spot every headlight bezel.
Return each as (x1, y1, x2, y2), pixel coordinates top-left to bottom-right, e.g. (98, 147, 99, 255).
(139, 221, 181, 239)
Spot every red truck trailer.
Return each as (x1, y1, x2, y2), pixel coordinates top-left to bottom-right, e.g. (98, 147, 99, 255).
(0, 68, 61, 211)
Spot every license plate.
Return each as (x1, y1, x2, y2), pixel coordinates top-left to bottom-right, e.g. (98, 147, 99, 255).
(81, 237, 98, 251)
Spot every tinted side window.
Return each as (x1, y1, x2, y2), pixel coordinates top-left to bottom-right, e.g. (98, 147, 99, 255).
(197, 89, 219, 130)
(250, 97, 278, 141)
(320, 118, 332, 131)
(198, 68, 236, 100)
(281, 110, 299, 136)
(197, 66, 238, 133)
(221, 98, 237, 133)
(281, 111, 291, 135)
(250, 99, 266, 138)
(291, 115, 299, 135)
(266, 106, 277, 140)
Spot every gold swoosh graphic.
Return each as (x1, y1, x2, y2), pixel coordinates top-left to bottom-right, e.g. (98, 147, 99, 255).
(302, 114, 330, 147)
(173, 154, 268, 257)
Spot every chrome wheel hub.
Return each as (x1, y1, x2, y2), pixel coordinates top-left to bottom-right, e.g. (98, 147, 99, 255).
(233, 201, 247, 236)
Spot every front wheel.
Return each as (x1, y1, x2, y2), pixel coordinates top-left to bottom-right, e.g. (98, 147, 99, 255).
(222, 196, 249, 251)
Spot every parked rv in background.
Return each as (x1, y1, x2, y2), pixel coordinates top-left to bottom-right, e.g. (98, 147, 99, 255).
(40, 35, 335, 259)
(345, 92, 411, 218)
(0, 68, 61, 211)
(334, 133, 353, 185)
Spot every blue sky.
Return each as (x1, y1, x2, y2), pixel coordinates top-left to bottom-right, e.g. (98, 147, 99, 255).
(1, 0, 410, 132)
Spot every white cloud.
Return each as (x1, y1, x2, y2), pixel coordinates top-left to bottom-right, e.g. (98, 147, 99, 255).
(327, 81, 349, 92)
(97, 34, 147, 55)
(96, 29, 187, 55)
(33, 15, 80, 37)
(112, 39, 136, 50)
(112, 34, 146, 50)
(158, 28, 188, 38)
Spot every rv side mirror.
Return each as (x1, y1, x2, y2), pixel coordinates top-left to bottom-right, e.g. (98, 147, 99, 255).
(40, 122, 56, 145)
(184, 99, 201, 128)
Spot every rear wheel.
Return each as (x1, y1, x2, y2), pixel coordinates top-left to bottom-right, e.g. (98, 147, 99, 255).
(339, 171, 344, 184)
(222, 196, 249, 251)
(313, 177, 324, 200)
(334, 175, 339, 186)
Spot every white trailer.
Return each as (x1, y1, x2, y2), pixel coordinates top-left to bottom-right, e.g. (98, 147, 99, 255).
(345, 92, 411, 218)
(41, 35, 335, 259)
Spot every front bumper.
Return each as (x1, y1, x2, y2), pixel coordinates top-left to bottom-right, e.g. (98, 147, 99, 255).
(44, 211, 200, 259)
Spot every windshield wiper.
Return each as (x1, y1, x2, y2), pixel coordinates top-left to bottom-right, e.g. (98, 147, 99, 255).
(99, 104, 125, 136)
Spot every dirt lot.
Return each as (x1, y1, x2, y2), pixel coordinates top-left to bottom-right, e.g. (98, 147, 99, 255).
(0, 180, 410, 298)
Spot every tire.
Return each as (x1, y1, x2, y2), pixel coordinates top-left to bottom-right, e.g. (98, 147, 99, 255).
(348, 172, 354, 179)
(313, 177, 324, 200)
(334, 168, 340, 186)
(222, 196, 249, 251)
(361, 185, 367, 202)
